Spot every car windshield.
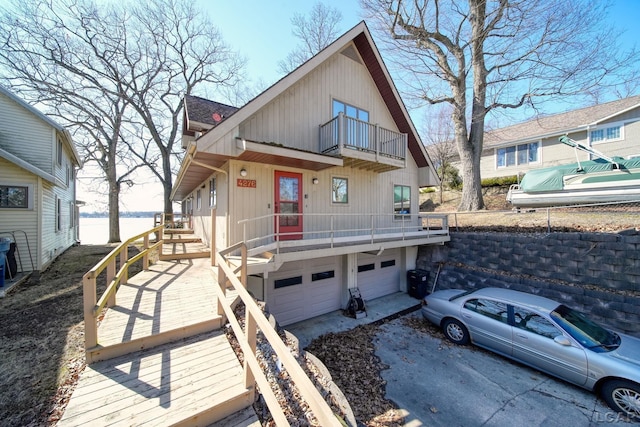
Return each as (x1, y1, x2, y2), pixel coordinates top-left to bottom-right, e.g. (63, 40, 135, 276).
(550, 305, 620, 353)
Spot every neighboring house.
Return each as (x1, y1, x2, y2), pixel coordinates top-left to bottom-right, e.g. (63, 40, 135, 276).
(480, 95, 640, 180)
(172, 22, 446, 326)
(0, 86, 82, 276)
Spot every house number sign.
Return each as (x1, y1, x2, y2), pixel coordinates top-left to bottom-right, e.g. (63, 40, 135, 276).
(237, 179, 257, 188)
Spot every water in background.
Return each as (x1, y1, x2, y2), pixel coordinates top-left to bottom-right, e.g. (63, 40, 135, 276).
(80, 217, 156, 245)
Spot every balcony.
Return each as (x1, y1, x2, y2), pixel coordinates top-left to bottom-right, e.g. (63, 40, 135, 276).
(319, 113, 407, 172)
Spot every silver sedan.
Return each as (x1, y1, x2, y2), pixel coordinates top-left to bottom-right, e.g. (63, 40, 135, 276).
(421, 287, 640, 420)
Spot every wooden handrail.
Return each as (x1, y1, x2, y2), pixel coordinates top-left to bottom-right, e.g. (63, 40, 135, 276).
(216, 246, 342, 426)
(83, 224, 164, 357)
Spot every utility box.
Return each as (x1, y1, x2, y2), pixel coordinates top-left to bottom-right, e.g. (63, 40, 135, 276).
(407, 269, 430, 299)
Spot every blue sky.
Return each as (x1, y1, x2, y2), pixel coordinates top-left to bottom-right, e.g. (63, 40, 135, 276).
(98, 0, 640, 213)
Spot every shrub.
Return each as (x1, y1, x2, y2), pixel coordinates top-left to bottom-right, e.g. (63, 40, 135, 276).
(481, 175, 519, 187)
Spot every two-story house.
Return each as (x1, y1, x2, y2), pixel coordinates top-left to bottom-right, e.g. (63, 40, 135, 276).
(171, 22, 448, 326)
(480, 95, 640, 180)
(0, 86, 82, 280)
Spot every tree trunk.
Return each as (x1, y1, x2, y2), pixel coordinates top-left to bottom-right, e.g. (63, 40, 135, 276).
(108, 181, 121, 243)
(162, 152, 173, 214)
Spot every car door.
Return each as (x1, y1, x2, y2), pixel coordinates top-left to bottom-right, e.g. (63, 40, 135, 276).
(511, 305, 588, 386)
(461, 298, 513, 357)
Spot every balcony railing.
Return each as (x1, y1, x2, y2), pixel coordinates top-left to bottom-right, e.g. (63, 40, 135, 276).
(237, 212, 449, 255)
(319, 113, 407, 160)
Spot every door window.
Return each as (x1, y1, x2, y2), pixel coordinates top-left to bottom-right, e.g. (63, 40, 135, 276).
(513, 306, 559, 339)
(464, 298, 509, 323)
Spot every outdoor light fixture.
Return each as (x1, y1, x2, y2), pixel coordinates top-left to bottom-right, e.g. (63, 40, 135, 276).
(240, 168, 247, 177)
(312, 177, 319, 184)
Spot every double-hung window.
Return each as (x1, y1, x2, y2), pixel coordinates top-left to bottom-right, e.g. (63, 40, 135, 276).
(209, 178, 216, 207)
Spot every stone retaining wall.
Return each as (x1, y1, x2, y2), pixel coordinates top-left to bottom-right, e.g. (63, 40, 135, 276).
(416, 231, 640, 336)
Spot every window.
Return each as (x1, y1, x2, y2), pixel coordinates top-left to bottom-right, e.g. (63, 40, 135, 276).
(0, 185, 28, 208)
(394, 185, 411, 218)
(590, 124, 622, 144)
(464, 298, 508, 323)
(56, 197, 62, 231)
(513, 306, 560, 339)
(381, 260, 396, 268)
(65, 164, 70, 186)
(275, 276, 303, 289)
(358, 263, 375, 273)
(209, 178, 216, 207)
(196, 189, 201, 211)
(57, 139, 63, 165)
(496, 142, 539, 168)
(69, 202, 75, 228)
(332, 177, 348, 204)
(312, 270, 335, 281)
(332, 99, 369, 122)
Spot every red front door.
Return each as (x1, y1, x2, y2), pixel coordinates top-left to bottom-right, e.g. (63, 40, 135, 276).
(275, 171, 303, 240)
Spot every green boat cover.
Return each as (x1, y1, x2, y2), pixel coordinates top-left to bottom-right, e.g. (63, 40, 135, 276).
(520, 157, 640, 192)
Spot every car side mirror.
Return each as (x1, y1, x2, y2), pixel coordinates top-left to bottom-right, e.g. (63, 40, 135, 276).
(554, 335, 571, 346)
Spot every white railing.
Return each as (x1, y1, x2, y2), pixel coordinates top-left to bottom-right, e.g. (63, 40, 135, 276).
(238, 212, 449, 253)
(319, 113, 407, 160)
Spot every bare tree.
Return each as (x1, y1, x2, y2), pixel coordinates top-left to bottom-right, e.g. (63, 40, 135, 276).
(363, 0, 639, 211)
(423, 106, 456, 203)
(0, 0, 244, 241)
(278, 2, 343, 74)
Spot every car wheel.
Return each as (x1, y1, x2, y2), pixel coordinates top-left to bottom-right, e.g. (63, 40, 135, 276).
(442, 318, 469, 345)
(601, 379, 640, 420)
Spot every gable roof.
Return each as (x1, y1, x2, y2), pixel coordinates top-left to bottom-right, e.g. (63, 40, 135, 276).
(485, 95, 640, 148)
(172, 21, 435, 200)
(0, 85, 82, 167)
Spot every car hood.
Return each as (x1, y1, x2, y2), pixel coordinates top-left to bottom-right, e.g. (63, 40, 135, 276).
(610, 334, 640, 366)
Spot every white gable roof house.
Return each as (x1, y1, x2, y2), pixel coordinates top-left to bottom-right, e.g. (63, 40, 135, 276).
(0, 85, 82, 294)
(172, 22, 449, 326)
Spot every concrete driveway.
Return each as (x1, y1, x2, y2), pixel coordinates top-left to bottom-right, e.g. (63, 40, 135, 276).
(374, 312, 634, 426)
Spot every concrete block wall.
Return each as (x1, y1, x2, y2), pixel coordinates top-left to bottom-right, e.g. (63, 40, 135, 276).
(417, 231, 640, 336)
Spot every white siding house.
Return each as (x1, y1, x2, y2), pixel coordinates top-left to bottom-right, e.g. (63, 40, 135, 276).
(172, 22, 447, 326)
(479, 95, 640, 180)
(0, 86, 82, 278)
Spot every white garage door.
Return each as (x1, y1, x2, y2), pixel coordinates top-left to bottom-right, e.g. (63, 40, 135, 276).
(267, 256, 342, 326)
(357, 249, 401, 301)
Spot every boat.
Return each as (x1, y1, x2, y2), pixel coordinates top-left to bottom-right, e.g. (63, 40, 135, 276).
(506, 136, 640, 208)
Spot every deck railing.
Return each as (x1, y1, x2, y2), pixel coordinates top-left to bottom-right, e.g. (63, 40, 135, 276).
(238, 212, 449, 253)
(319, 112, 407, 160)
(153, 212, 192, 229)
(216, 243, 342, 426)
(82, 225, 164, 355)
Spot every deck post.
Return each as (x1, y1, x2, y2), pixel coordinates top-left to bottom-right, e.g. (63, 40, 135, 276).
(120, 244, 128, 285)
(143, 234, 149, 270)
(83, 274, 98, 354)
(211, 208, 217, 266)
(244, 311, 257, 390)
(217, 264, 226, 323)
(107, 258, 116, 307)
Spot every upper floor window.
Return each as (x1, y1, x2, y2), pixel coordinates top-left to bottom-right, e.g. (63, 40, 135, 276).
(496, 142, 539, 168)
(57, 139, 63, 165)
(332, 99, 369, 122)
(590, 124, 623, 144)
(209, 177, 216, 207)
(0, 185, 28, 208)
(394, 184, 411, 218)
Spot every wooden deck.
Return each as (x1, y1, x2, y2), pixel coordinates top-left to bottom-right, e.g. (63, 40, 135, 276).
(61, 257, 257, 426)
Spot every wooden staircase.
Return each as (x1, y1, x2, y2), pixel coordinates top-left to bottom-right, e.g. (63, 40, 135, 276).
(61, 256, 259, 426)
(160, 228, 210, 261)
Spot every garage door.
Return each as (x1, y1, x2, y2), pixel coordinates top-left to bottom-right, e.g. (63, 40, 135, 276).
(267, 257, 342, 326)
(357, 249, 401, 301)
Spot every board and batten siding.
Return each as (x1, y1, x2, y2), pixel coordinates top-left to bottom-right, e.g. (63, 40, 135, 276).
(239, 47, 399, 152)
(0, 158, 39, 272)
(0, 92, 55, 174)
